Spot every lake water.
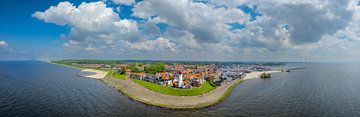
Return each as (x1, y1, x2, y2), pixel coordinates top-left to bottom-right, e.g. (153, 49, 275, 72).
(1, 61, 360, 117)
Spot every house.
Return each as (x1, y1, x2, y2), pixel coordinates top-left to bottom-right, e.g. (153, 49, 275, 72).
(130, 73, 146, 80)
(214, 79, 223, 86)
(144, 75, 158, 83)
(191, 78, 202, 87)
(185, 65, 196, 69)
(125, 69, 131, 76)
(184, 80, 192, 89)
(167, 80, 173, 86)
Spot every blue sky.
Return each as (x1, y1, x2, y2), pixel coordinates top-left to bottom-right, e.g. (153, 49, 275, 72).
(0, 0, 97, 60)
(1, 0, 360, 61)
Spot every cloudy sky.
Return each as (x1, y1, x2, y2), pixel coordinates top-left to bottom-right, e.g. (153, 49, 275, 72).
(1, 0, 360, 61)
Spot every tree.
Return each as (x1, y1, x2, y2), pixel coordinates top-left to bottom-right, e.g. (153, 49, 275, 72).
(120, 66, 126, 74)
(144, 62, 165, 74)
(130, 65, 140, 73)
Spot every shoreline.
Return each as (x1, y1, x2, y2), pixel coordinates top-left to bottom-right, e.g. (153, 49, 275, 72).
(50, 61, 281, 109)
(77, 69, 108, 79)
(49, 61, 108, 79)
(101, 70, 281, 109)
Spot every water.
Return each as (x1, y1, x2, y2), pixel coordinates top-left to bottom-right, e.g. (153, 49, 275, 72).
(1, 61, 360, 117)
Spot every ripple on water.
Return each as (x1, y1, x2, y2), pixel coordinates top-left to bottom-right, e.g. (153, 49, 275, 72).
(1, 62, 360, 116)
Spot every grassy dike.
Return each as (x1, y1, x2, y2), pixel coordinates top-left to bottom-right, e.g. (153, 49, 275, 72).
(100, 72, 175, 108)
(101, 74, 245, 109)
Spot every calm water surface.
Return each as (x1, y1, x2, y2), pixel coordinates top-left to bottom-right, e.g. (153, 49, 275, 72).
(1, 61, 360, 117)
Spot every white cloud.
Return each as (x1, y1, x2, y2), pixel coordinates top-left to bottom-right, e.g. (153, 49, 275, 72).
(0, 41, 7, 48)
(126, 37, 176, 52)
(33, 1, 140, 54)
(114, 19, 138, 33)
(32, 2, 76, 26)
(112, 0, 135, 5)
(32, 1, 136, 32)
(133, 0, 248, 43)
(32, 0, 360, 61)
(207, 0, 249, 8)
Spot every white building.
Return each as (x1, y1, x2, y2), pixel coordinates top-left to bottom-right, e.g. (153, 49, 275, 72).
(178, 74, 183, 88)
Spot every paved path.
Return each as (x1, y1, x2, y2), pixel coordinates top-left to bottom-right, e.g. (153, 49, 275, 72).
(102, 71, 279, 109)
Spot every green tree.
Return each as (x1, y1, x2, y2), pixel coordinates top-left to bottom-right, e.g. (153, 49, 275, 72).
(144, 62, 165, 74)
(120, 66, 126, 74)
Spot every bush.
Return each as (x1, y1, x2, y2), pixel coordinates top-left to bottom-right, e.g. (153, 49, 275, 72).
(208, 81, 216, 87)
(260, 73, 271, 78)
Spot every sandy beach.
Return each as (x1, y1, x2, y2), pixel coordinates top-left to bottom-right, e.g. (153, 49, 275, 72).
(78, 69, 107, 79)
(243, 71, 281, 80)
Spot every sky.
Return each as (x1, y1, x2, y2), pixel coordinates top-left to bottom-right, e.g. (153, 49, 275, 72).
(1, 0, 360, 61)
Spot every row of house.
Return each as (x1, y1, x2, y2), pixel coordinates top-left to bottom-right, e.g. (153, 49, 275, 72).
(129, 71, 205, 89)
(124, 64, 221, 89)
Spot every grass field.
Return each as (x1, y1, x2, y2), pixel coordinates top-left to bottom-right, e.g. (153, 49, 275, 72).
(130, 78, 216, 96)
(110, 71, 126, 80)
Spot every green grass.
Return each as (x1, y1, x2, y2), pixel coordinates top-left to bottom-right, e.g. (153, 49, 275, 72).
(131, 79, 166, 91)
(113, 74, 126, 80)
(109, 70, 126, 80)
(130, 79, 216, 96)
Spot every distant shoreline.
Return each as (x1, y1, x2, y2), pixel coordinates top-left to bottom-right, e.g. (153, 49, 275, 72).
(50, 61, 108, 79)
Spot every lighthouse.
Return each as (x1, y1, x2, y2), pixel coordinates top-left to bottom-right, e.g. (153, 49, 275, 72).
(178, 74, 183, 88)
